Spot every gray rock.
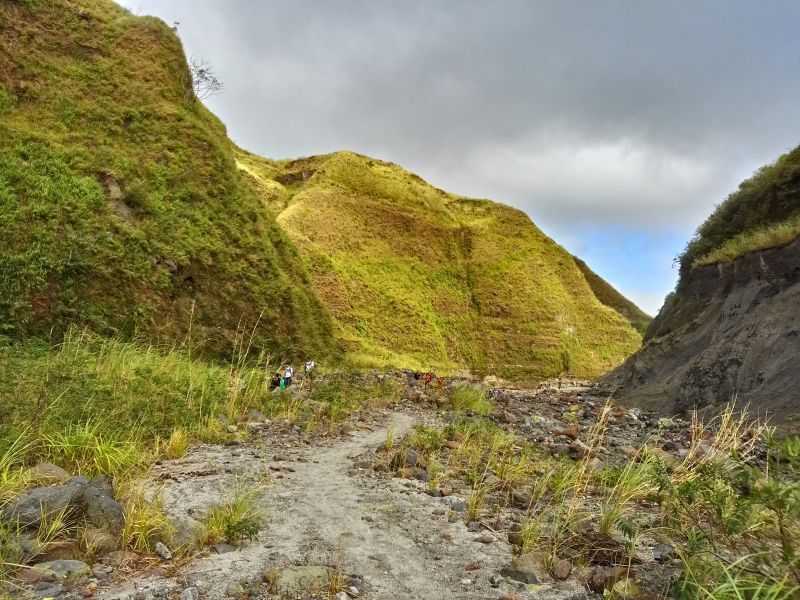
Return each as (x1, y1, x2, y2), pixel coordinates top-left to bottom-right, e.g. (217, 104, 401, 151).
(442, 495, 466, 512)
(180, 587, 199, 600)
(652, 543, 675, 562)
(1, 475, 125, 537)
(78, 482, 125, 535)
(29, 560, 90, 581)
(501, 552, 539, 584)
(28, 463, 70, 484)
(1, 478, 85, 529)
(154, 542, 172, 560)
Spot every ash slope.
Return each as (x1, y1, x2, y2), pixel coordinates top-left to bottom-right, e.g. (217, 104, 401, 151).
(601, 146, 800, 428)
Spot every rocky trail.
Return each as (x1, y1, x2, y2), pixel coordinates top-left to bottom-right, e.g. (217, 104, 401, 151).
(94, 410, 564, 600)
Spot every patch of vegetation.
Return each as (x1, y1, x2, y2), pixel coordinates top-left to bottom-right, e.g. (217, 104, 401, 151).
(385, 406, 800, 596)
(0, 1, 336, 361)
(680, 145, 800, 274)
(260, 371, 403, 433)
(448, 386, 493, 415)
(197, 485, 263, 547)
(237, 150, 644, 380)
(693, 213, 800, 268)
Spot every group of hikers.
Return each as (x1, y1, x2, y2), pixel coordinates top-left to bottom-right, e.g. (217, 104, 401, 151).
(269, 359, 315, 391)
(409, 370, 444, 388)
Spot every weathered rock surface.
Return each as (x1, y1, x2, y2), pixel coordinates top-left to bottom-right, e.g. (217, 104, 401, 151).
(273, 565, 333, 596)
(1, 475, 124, 536)
(599, 237, 800, 428)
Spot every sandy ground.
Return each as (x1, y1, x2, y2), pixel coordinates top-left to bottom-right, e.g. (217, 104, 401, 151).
(96, 411, 585, 600)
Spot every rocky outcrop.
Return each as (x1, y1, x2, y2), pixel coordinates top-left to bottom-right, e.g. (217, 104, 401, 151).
(599, 237, 800, 428)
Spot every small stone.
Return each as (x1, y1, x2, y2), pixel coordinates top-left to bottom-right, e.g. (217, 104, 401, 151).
(501, 552, 539, 584)
(489, 574, 502, 587)
(553, 558, 572, 580)
(347, 586, 360, 597)
(467, 521, 481, 532)
(104, 550, 138, 566)
(652, 543, 675, 562)
(28, 463, 70, 484)
(616, 445, 637, 458)
(227, 425, 238, 433)
(442, 496, 466, 512)
(180, 587, 199, 600)
(561, 427, 579, 440)
(213, 543, 236, 554)
(154, 542, 172, 560)
(226, 581, 245, 597)
(465, 561, 481, 571)
(27, 560, 90, 581)
(460, 578, 472, 585)
(588, 566, 611, 593)
(475, 534, 493, 544)
(499, 594, 525, 600)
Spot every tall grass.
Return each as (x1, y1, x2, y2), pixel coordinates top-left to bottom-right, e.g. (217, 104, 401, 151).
(694, 213, 800, 267)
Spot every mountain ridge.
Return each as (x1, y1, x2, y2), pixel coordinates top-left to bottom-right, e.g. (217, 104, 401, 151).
(236, 148, 646, 379)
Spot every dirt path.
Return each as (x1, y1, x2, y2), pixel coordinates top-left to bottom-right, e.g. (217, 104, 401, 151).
(97, 412, 553, 600)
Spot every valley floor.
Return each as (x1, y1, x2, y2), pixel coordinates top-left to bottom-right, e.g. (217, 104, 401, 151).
(93, 410, 563, 600)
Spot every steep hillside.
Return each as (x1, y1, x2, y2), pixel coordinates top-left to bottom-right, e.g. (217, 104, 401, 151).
(601, 146, 800, 427)
(571, 256, 651, 335)
(236, 149, 644, 380)
(0, 1, 335, 359)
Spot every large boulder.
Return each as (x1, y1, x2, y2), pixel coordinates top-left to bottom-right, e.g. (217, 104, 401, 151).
(75, 476, 125, 535)
(1, 475, 124, 537)
(1, 476, 87, 529)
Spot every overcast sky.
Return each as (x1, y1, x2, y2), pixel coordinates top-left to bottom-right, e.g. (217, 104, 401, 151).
(122, 1, 800, 314)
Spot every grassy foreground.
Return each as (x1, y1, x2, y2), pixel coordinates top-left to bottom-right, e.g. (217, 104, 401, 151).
(0, 331, 400, 580)
(383, 403, 800, 599)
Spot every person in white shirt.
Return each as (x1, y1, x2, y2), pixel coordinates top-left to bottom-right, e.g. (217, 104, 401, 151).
(283, 365, 294, 387)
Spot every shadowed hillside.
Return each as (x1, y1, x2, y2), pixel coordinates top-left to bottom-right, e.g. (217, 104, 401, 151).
(236, 149, 644, 379)
(602, 145, 800, 426)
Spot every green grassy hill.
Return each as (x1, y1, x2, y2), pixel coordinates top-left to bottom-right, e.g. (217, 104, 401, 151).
(237, 149, 644, 379)
(679, 144, 800, 275)
(572, 256, 652, 335)
(0, 0, 645, 380)
(0, 0, 336, 360)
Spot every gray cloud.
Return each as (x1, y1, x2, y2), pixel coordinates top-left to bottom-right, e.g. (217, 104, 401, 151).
(122, 0, 800, 309)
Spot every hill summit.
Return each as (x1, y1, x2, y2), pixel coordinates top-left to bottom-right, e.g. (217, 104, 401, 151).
(236, 149, 644, 378)
(0, 0, 646, 378)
